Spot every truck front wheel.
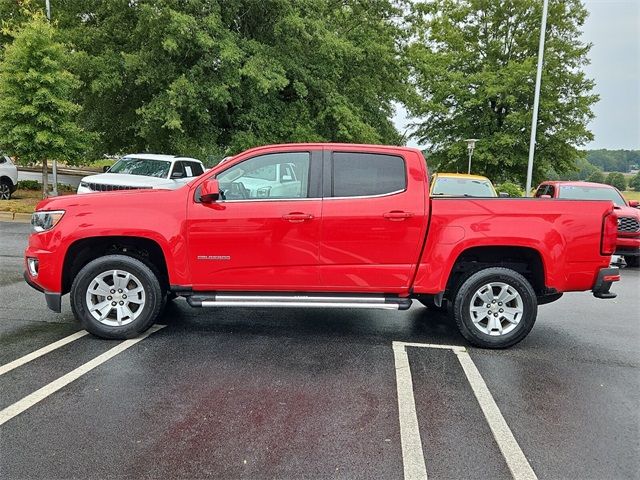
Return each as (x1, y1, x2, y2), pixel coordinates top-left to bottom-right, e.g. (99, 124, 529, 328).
(70, 255, 163, 339)
(452, 267, 537, 349)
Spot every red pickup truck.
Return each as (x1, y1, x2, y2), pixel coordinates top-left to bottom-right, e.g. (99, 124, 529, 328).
(24, 143, 620, 348)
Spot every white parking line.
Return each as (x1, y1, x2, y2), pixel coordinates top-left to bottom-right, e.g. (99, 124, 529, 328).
(0, 325, 165, 427)
(392, 341, 537, 480)
(393, 342, 429, 480)
(0, 330, 89, 376)
(454, 349, 537, 480)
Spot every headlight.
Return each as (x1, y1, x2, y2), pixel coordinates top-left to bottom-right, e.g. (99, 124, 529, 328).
(31, 210, 65, 232)
(80, 181, 89, 188)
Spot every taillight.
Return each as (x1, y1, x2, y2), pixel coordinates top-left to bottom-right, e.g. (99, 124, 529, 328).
(601, 212, 617, 255)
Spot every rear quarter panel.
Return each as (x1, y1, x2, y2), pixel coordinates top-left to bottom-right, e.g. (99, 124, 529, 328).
(413, 198, 614, 294)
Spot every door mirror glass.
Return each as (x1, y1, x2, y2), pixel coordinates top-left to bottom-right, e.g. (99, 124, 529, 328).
(499, 192, 510, 197)
(102, 166, 110, 173)
(201, 178, 220, 203)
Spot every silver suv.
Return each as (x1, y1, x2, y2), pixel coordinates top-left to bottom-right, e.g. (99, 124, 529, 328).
(0, 154, 18, 200)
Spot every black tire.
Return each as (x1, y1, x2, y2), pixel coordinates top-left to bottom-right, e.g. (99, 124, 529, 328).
(70, 254, 163, 339)
(625, 256, 640, 268)
(452, 267, 538, 349)
(418, 296, 448, 312)
(0, 179, 12, 200)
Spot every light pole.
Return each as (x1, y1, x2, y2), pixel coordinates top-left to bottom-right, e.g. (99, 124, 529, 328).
(465, 139, 478, 174)
(525, 0, 549, 196)
(45, 0, 58, 196)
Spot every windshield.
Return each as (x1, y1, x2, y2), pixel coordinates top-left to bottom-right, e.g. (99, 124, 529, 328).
(108, 158, 171, 178)
(558, 185, 626, 206)
(432, 177, 496, 197)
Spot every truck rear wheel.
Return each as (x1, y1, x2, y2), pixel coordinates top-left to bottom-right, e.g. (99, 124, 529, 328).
(452, 267, 537, 349)
(70, 255, 163, 339)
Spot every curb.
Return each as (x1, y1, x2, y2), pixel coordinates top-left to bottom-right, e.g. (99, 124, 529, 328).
(0, 212, 32, 222)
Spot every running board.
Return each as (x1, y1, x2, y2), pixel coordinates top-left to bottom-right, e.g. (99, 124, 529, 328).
(186, 294, 412, 310)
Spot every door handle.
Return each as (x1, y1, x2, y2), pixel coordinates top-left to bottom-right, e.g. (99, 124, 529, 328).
(282, 212, 314, 223)
(383, 211, 414, 221)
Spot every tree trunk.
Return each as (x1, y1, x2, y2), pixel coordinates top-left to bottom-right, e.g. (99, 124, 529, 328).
(42, 159, 48, 199)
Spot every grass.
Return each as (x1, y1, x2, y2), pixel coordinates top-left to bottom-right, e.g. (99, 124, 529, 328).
(622, 190, 640, 202)
(87, 158, 116, 170)
(0, 189, 74, 214)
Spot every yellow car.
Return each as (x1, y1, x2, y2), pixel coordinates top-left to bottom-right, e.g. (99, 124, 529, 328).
(429, 173, 501, 197)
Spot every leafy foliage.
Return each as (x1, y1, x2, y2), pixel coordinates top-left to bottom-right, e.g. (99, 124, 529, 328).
(605, 172, 626, 191)
(586, 169, 605, 184)
(629, 172, 640, 192)
(406, 0, 598, 184)
(0, 12, 93, 195)
(585, 149, 640, 172)
(494, 181, 523, 197)
(36, 0, 408, 158)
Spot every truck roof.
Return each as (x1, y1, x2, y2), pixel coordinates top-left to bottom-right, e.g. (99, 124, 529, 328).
(540, 181, 613, 189)
(433, 173, 492, 181)
(124, 153, 202, 163)
(235, 143, 425, 156)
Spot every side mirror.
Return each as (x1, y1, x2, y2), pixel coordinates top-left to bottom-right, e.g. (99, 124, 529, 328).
(171, 171, 184, 179)
(201, 178, 220, 203)
(498, 192, 510, 198)
(540, 194, 552, 199)
(102, 166, 110, 173)
(629, 200, 639, 208)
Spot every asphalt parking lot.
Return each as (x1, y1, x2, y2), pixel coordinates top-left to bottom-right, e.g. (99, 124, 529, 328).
(1, 220, 639, 479)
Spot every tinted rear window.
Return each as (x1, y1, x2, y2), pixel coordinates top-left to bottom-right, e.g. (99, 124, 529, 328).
(332, 153, 406, 197)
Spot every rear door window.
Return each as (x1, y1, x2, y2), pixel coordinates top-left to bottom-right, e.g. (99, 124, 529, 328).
(331, 152, 406, 197)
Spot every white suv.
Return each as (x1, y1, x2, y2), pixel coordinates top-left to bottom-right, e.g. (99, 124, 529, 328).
(77, 154, 206, 194)
(0, 154, 18, 200)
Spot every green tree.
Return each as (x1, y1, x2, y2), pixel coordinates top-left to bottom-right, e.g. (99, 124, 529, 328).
(42, 0, 407, 159)
(629, 172, 640, 192)
(586, 169, 605, 184)
(605, 172, 626, 191)
(406, 0, 598, 184)
(494, 181, 523, 197)
(0, 13, 91, 197)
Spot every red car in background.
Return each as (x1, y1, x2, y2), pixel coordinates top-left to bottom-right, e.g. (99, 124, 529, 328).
(535, 181, 640, 267)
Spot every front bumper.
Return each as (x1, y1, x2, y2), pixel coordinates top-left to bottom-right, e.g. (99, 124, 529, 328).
(615, 236, 640, 256)
(24, 271, 62, 312)
(592, 267, 620, 299)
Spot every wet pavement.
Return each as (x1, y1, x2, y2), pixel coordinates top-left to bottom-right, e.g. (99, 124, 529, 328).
(1, 221, 639, 479)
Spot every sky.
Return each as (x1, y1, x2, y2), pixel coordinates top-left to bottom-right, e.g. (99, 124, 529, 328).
(394, 0, 640, 150)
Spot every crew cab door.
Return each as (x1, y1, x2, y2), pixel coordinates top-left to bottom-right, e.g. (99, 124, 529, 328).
(319, 149, 429, 293)
(186, 151, 322, 290)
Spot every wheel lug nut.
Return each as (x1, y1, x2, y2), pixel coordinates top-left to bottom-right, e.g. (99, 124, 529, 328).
(111, 302, 116, 306)
(492, 300, 496, 303)
(110, 290, 115, 294)
(107, 296, 112, 300)
(498, 302, 502, 306)
(494, 313, 498, 317)
(118, 289, 123, 293)
(486, 304, 491, 308)
(119, 301, 124, 305)
(122, 294, 127, 299)
(499, 308, 504, 313)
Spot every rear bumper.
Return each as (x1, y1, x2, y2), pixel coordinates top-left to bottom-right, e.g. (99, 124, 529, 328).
(592, 267, 620, 299)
